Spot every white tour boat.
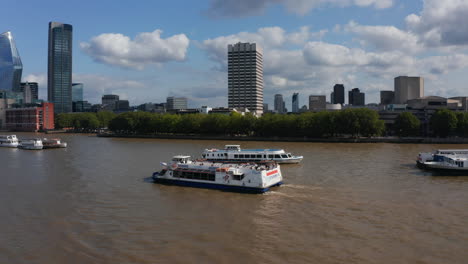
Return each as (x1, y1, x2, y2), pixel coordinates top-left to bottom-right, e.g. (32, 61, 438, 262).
(202, 145, 303, 164)
(152, 155, 283, 193)
(42, 138, 67, 149)
(0, 135, 19, 148)
(417, 149, 468, 174)
(18, 139, 43, 150)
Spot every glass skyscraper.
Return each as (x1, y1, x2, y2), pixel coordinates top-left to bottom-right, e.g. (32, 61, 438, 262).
(72, 83, 83, 102)
(48, 22, 73, 113)
(0, 31, 23, 91)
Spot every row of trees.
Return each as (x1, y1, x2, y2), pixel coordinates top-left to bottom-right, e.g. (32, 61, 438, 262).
(55, 109, 468, 138)
(392, 109, 468, 137)
(106, 108, 385, 137)
(55, 111, 116, 131)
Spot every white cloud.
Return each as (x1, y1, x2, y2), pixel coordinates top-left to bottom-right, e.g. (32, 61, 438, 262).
(344, 21, 422, 53)
(200, 26, 324, 68)
(406, 0, 468, 46)
(205, 0, 394, 18)
(80, 29, 190, 69)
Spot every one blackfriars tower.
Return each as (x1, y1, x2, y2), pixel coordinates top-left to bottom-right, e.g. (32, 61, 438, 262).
(48, 22, 73, 113)
(228, 42, 264, 116)
(0, 31, 23, 91)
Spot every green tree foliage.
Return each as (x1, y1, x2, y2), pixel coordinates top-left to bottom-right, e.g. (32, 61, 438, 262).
(58, 109, 389, 137)
(430, 109, 458, 137)
(456, 112, 468, 137)
(96, 111, 116, 128)
(394, 112, 421, 137)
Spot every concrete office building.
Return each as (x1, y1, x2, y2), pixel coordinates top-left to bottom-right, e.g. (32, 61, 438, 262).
(380, 90, 394, 105)
(394, 76, 424, 104)
(309, 95, 326, 111)
(0, 31, 23, 91)
(333, 84, 345, 105)
(292, 93, 299, 113)
(274, 94, 286, 114)
(348, 88, 365, 106)
(166, 96, 187, 110)
(102, 94, 119, 110)
(228, 42, 264, 115)
(48, 22, 73, 113)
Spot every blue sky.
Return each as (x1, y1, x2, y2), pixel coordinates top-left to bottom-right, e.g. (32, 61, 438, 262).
(2, 0, 468, 108)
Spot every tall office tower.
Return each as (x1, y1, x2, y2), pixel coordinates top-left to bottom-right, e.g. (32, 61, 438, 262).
(0, 31, 23, 91)
(348, 88, 365, 106)
(166, 96, 187, 110)
(309, 95, 326, 111)
(48, 22, 73, 113)
(380, 90, 394, 105)
(72, 83, 83, 102)
(394, 76, 424, 104)
(274, 94, 285, 114)
(292, 93, 299, 113)
(228, 42, 264, 115)
(102, 94, 119, 110)
(20, 82, 39, 101)
(330, 92, 334, 104)
(333, 84, 345, 105)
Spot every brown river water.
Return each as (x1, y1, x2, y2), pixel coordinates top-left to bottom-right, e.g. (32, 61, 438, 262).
(1, 133, 468, 264)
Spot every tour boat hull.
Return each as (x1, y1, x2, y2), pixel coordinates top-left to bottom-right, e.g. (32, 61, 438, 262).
(153, 176, 283, 193)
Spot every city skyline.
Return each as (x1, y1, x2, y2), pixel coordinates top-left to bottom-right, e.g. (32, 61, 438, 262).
(2, 1, 468, 108)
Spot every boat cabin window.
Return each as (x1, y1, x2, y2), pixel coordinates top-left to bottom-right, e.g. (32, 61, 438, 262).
(239, 154, 244, 158)
(275, 155, 281, 158)
(268, 155, 274, 159)
(256, 155, 262, 158)
(281, 154, 288, 158)
(234, 154, 239, 158)
(202, 154, 206, 158)
(287, 154, 292, 158)
(233, 173, 245, 181)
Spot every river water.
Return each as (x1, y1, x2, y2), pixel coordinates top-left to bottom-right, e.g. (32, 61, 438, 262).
(1, 133, 467, 264)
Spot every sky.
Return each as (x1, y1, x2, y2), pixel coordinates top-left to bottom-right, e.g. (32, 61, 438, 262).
(2, 0, 468, 109)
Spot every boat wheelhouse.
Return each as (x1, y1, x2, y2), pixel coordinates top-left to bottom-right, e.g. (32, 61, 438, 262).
(202, 145, 303, 164)
(0, 135, 19, 148)
(152, 155, 283, 193)
(417, 149, 468, 173)
(18, 139, 43, 150)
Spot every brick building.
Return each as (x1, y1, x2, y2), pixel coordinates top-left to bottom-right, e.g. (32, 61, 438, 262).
(6, 102, 54, 131)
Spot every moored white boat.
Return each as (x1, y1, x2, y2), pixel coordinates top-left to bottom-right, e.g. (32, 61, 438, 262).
(42, 138, 67, 149)
(18, 139, 43, 150)
(417, 149, 468, 174)
(202, 145, 303, 164)
(0, 135, 19, 148)
(152, 155, 283, 193)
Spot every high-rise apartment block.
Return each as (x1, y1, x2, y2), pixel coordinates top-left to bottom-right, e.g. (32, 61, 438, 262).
(20, 82, 39, 102)
(394, 76, 424, 104)
(274, 94, 286, 114)
(48, 22, 73, 113)
(333, 84, 345, 105)
(348, 88, 365, 106)
(166, 96, 187, 110)
(228, 42, 264, 115)
(0, 31, 23, 91)
(292, 93, 299, 113)
(309, 95, 326, 111)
